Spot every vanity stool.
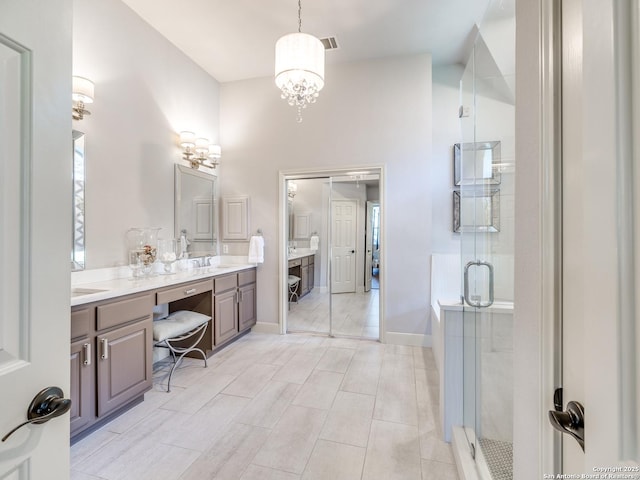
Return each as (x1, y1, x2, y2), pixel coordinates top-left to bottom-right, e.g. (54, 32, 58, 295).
(288, 275, 300, 310)
(153, 310, 209, 392)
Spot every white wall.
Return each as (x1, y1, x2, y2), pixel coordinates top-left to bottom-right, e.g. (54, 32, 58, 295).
(220, 54, 432, 334)
(73, 0, 220, 268)
(432, 65, 464, 254)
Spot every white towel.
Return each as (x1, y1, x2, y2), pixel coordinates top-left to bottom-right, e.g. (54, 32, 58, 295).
(309, 235, 319, 251)
(248, 236, 264, 263)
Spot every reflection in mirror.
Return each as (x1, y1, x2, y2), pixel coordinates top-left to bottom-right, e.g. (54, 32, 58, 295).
(71, 130, 85, 270)
(453, 188, 500, 233)
(454, 141, 501, 186)
(174, 164, 218, 258)
(330, 174, 380, 340)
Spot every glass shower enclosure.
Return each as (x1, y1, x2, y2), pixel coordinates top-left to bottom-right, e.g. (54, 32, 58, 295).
(459, 0, 515, 478)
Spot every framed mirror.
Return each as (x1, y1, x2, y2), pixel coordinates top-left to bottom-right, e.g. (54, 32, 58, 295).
(453, 188, 500, 233)
(71, 130, 86, 270)
(174, 164, 218, 257)
(454, 141, 501, 186)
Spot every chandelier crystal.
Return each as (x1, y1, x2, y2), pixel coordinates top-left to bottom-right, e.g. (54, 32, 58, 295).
(275, 0, 325, 122)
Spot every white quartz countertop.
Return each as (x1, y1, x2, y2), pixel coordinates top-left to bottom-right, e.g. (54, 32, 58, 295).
(287, 250, 317, 261)
(71, 263, 256, 307)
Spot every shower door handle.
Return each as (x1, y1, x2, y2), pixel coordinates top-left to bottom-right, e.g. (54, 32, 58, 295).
(463, 260, 494, 308)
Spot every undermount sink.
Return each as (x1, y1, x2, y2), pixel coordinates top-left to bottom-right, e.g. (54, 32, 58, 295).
(71, 287, 108, 297)
(215, 265, 235, 269)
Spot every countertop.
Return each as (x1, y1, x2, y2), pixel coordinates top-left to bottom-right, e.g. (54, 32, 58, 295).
(287, 250, 317, 261)
(71, 263, 256, 307)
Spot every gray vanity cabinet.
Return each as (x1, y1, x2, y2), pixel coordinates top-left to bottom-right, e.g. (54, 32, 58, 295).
(238, 270, 257, 331)
(288, 254, 314, 299)
(214, 269, 257, 346)
(214, 274, 239, 345)
(307, 257, 315, 294)
(70, 308, 93, 436)
(70, 293, 153, 441)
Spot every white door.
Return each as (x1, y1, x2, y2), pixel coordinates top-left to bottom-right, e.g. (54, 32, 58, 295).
(331, 200, 357, 294)
(0, 0, 72, 478)
(560, 0, 640, 472)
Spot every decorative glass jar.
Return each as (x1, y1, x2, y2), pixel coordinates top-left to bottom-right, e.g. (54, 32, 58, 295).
(126, 227, 161, 277)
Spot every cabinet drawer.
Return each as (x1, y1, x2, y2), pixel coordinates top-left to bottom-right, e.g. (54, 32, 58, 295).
(97, 294, 152, 331)
(301, 256, 309, 267)
(308, 255, 315, 265)
(238, 269, 256, 286)
(288, 259, 301, 268)
(156, 279, 213, 305)
(214, 274, 237, 293)
(71, 307, 92, 340)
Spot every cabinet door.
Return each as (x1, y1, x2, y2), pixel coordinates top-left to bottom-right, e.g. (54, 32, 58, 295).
(215, 289, 238, 345)
(97, 319, 152, 417)
(308, 264, 315, 292)
(70, 338, 93, 434)
(301, 265, 309, 296)
(222, 196, 249, 240)
(239, 283, 257, 331)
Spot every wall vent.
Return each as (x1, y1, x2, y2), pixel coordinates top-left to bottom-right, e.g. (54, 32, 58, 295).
(320, 36, 339, 50)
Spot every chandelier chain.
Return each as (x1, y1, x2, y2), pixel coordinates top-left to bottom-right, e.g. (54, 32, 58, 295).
(298, 0, 302, 33)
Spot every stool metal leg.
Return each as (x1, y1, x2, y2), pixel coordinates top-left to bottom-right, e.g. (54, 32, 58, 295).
(157, 322, 208, 392)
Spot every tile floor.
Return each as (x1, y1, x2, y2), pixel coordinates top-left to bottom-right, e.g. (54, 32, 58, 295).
(287, 290, 380, 339)
(71, 332, 459, 480)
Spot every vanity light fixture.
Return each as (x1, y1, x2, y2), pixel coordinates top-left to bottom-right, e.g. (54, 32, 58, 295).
(72, 76, 94, 121)
(179, 131, 221, 169)
(275, 0, 325, 123)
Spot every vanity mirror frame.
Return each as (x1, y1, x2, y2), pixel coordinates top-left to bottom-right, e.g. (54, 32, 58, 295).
(453, 188, 500, 233)
(454, 141, 501, 186)
(174, 164, 218, 257)
(71, 130, 86, 271)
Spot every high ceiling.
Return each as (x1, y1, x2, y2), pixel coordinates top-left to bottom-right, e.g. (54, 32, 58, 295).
(120, 0, 492, 83)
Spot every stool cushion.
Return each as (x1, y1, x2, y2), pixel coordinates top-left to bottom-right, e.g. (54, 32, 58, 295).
(153, 310, 210, 342)
(288, 275, 301, 286)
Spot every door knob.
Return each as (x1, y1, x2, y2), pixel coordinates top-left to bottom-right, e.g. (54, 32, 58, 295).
(2, 386, 71, 442)
(548, 400, 585, 451)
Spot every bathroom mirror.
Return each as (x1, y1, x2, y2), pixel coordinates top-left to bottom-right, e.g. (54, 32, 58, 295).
(454, 141, 501, 186)
(453, 188, 500, 233)
(174, 164, 218, 257)
(71, 130, 86, 270)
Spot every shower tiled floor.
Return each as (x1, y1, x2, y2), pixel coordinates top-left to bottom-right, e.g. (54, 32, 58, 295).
(71, 332, 458, 480)
(479, 438, 513, 480)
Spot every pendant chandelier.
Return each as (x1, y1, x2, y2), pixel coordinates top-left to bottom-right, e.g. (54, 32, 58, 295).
(275, 0, 325, 123)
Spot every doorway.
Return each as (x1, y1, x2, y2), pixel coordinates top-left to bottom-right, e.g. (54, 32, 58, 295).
(280, 168, 384, 341)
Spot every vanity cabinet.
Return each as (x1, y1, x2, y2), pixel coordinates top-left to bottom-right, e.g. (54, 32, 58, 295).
(70, 267, 256, 441)
(307, 257, 315, 294)
(70, 308, 93, 436)
(214, 274, 238, 345)
(213, 269, 257, 346)
(70, 293, 153, 441)
(238, 269, 257, 331)
(288, 254, 315, 299)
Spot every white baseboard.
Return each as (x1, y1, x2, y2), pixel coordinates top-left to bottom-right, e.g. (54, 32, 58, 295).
(383, 332, 432, 347)
(250, 322, 281, 335)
